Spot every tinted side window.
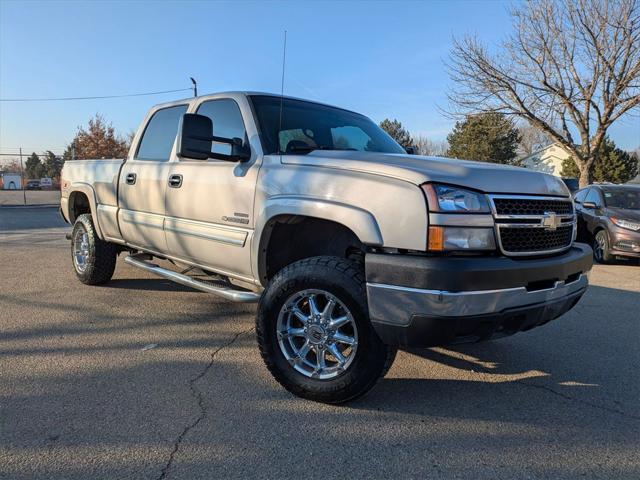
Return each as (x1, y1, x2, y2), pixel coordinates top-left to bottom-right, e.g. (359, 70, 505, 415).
(136, 105, 188, 161)
(196, 99, 246, 156)
(585, 188, 602, 206)
(574, 188, 589, 203)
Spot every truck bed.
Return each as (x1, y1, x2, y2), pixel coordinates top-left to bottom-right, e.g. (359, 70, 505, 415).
(60, 159, 125, 241)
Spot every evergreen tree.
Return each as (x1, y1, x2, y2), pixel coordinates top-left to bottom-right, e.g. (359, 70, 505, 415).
(24, 153, 44, 179)
(42, 151, 64, 178)
(446, 113, 521, 165)
(379, 119, 414, 149)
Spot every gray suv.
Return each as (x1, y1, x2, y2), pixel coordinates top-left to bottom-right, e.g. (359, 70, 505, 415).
(575, 184, 640, 263)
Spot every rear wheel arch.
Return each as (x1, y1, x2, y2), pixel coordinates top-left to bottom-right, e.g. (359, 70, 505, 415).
(67, 185, 104, 239)
(68, 191, 91, 223)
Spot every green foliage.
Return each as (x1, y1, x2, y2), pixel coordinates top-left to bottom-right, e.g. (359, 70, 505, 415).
(379, 119, 413, 149)
(446, 113, 522, 165)
(24, 153, 45, 179)
(42, 151, 64, 178)
(561, 137, 639, 184)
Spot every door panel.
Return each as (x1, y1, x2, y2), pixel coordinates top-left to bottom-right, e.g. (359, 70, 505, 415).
(165, 161, 258, 278)
(117, 103, 189, 253)
(118, 160, 171, 252)
(164, 97, 259, 279)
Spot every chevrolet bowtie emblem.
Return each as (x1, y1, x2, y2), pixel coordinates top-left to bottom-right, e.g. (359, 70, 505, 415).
(541, 212, 561, 231)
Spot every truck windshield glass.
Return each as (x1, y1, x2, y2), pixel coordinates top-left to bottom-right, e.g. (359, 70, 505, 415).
(603, 188, 640, 210)
(250, 95, 406, 155)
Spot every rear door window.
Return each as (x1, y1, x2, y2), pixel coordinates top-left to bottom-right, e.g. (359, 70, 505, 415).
(136, 105, 188, 161)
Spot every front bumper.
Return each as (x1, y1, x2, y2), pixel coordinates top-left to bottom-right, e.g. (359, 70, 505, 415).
(365, 244, 593, 347)
(609, 227, 640, 258)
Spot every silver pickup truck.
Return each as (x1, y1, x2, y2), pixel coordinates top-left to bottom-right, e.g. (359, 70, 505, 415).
(60, 91, 593, 403)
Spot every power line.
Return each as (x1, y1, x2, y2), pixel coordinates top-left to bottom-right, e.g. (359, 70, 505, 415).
(0, 87, 192, 102)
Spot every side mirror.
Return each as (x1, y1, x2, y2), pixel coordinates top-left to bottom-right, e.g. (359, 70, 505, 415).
(177, 113, 251, 162)
(405, 146, 417, 155)
(582, 201, 597, 209)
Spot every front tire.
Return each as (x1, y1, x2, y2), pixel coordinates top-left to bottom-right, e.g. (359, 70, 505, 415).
(256, 256, 396, 404)
(593, 230, 613, 264)
(71, 213, 117, 285)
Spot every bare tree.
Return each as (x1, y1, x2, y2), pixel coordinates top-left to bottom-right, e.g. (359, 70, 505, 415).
(447, 0, 640, 187)
(413, 134, 449, 156)
(518, 123, 552, 156)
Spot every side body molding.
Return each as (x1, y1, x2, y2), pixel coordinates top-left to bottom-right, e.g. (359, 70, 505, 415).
(252, 195, 383, 284)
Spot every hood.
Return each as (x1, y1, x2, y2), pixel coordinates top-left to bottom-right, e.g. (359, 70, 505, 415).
(282, 151, 570, 196)
(607, 207, 640, 222)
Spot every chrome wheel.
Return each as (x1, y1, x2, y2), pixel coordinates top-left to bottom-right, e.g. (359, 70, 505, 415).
(276, 289, 358, 380)
(73, 226, 90, 273)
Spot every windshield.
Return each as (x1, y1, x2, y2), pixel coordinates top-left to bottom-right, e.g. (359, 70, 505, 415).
(603, 188, 640, 210)
(250, 95, 406, 155)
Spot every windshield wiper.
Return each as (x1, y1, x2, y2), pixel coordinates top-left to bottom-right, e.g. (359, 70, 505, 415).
(287, 145, 358, 153)
(288, 145, 333, 152)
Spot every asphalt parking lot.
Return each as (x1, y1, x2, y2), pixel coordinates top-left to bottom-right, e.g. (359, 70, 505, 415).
(1, 207, 639, 480)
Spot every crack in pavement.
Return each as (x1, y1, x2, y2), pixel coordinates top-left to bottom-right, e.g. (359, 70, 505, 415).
(516, 379, 640, 421)
(156, 326, 255, 480)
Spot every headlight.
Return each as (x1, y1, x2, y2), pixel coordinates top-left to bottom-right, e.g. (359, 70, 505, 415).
(428, 226, 496, 251)
(422, 183, 490, 213)
(611, 217, 640, 231)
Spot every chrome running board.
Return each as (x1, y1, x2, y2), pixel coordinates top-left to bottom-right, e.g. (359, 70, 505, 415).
(124, 253, 260, 303)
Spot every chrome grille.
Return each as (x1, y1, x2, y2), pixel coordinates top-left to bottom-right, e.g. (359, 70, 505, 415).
(493, 198, 574, 216)
(490, 195, 575, 256)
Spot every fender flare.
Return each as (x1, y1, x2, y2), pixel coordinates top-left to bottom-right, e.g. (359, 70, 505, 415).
(252, 195, 383, 282)
(67, 183, 105, 240)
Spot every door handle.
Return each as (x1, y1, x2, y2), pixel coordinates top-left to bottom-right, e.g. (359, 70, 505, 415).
(168, 174, 183, 188)
(125, 173, 137, 185)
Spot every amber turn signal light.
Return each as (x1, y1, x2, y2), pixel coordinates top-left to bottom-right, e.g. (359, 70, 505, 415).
(428, 226, 445, 251)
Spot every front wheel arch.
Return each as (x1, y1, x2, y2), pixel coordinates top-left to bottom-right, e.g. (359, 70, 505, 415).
(593, 228, 613, 263)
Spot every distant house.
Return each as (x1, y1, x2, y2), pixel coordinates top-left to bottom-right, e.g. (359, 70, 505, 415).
(520, 143, 572, 177)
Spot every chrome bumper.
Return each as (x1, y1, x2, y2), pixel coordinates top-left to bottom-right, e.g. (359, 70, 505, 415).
(367, 273, 588, 328)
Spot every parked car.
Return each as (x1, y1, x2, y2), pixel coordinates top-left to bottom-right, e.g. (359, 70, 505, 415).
(574, 184, 640, 263)
(39, 177, 53, 190)
(25, 180, 41, 190)
(60, 92, 593, 403)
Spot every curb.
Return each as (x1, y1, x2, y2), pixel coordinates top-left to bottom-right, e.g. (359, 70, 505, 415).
(0, 204, 59, 209)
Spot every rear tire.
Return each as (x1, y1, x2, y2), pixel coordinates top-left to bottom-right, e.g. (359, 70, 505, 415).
(71, 213, 117, 285)
(593, 230, 613, 264)
(256, 256, 396, 404)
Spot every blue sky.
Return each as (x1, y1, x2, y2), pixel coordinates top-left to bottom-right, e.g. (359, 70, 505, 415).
(1, 0, 638, 158)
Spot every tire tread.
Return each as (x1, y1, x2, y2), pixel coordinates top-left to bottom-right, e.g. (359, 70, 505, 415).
(256, 255, 396, 404)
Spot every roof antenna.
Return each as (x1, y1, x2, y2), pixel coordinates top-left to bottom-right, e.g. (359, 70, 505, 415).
(278, 30, 287, 155)
(190, 77, 197, 97)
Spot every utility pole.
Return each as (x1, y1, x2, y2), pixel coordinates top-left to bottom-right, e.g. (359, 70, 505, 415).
(19, 147, 26, 205)
(190, 77, 197, 97)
